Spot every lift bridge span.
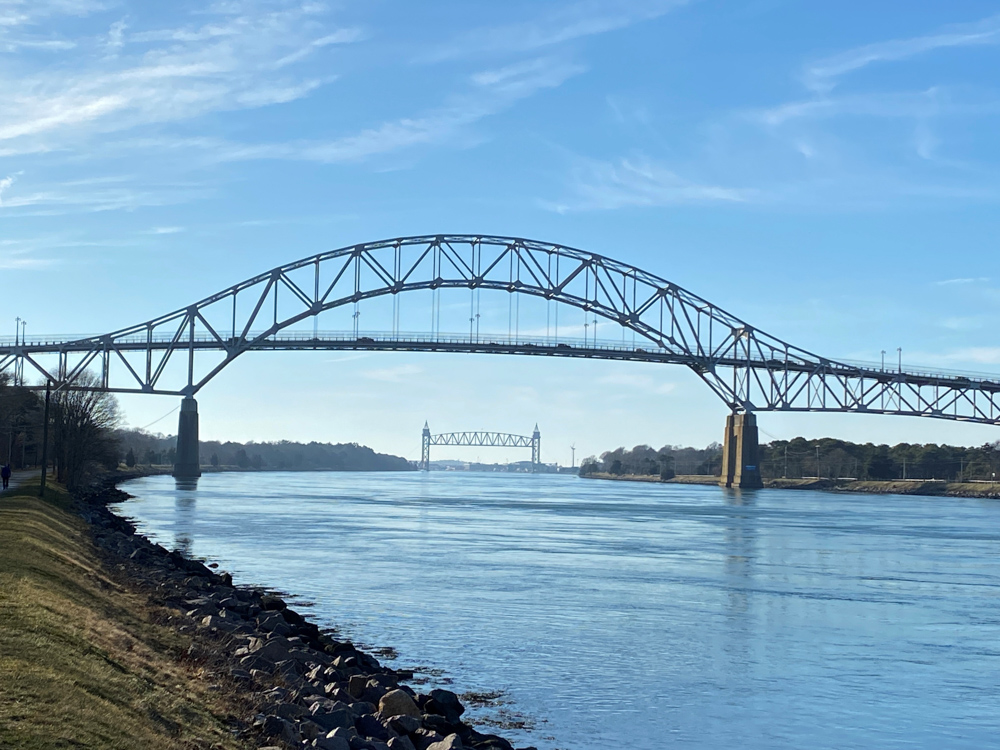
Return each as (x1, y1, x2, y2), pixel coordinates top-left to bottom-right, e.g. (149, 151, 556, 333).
(421, 423, 541, 472)
(1, 235, 997, 487)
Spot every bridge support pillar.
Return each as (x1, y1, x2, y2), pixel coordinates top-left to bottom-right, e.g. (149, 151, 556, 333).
(173, 397, 201, 479)
(421, 422, 431, 471)
(719, 412, 763, 489)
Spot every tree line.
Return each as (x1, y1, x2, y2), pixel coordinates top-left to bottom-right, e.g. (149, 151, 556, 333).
(117, 429, 413, 472)
(581, 437, 1000, 482)
(1, 372, 413, 492)
(579, 443, 722, 479)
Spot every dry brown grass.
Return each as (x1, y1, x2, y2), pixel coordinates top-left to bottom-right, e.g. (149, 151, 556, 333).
(0, 485, 249, 750)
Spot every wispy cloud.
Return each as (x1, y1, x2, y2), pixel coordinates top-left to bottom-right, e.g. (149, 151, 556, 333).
(0, 176, 209, 216)
(423, 0, 689, 62)
(177, 56, 586, 165)
(750, 88, 953, 127)
(0, 3, 363, 154)
(0, 247, 56, 270)
(547, 155, 752, 212)
(146, 226, 184, 235)
(804, 13, 1000, 92)
(0, 172, 22, 205)
(105, 17, 127, 54)
(936, 277, 990, 286)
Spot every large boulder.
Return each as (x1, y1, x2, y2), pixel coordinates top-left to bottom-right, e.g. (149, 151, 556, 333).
(427, 690, 464, 723)
(355, 713, 390, 741)
(311, 707, 354, 732)
(425, 735, 463, 750)
(379, 689, 421, 719)
(260, 594, 287, 610)
(314, 735, 351, 750)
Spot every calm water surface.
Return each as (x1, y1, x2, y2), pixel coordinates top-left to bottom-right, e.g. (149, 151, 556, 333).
(114, 473, 1000, 750)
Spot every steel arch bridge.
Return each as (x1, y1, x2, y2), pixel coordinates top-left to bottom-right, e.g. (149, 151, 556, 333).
(2, 234, 999, 426)
(421, 422, 541, 471)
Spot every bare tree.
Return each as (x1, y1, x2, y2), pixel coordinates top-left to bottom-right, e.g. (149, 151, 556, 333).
(51, 373, 121, 491)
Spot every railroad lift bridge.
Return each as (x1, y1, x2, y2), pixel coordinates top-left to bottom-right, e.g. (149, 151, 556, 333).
(2, 235, 999, 489)
(421, 423, 541, 472)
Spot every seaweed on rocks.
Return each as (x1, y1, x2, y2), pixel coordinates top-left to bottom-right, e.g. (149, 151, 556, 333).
(76, 476, 533, 750)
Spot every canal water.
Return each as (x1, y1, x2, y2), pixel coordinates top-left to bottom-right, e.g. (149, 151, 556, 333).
(114, 473, 1000, 750)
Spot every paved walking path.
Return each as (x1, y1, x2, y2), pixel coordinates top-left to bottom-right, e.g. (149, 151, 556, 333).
(1, 470, 39, 494)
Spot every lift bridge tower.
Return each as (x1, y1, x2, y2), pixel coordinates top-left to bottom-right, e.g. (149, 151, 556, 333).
(421, 422, 541, 471)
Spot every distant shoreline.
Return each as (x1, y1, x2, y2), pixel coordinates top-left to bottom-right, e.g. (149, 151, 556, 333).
(584, 472, 1000, 499)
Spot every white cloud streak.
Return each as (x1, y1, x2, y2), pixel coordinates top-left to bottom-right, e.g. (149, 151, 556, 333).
(423, 0, 689, 61)
(935, 277, 990, 286)
(0, 2, 363, 154)
(179, 57, 586, 164)
(804, 13, 1000, 92)
(0, 172, 20, 205)
(548, 155, 752, 212)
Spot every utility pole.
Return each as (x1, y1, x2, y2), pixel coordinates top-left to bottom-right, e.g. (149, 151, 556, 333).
(816, 445, 820, 479)
(897, 347, 902, 374)
(38, 382, 50, 497)
(783, 445, 788, 478)
(570, 444, 576, 469)
(881, 350, 886, 370)
(14, 316, 20, 346)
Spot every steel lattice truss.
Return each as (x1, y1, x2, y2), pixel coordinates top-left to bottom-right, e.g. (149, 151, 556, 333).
(2, 234, 999, 425)
(421, 425, 541, 470)
(429, 432, 535, 448)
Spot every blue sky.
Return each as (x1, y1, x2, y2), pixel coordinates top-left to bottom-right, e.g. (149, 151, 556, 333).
(3, 0, 1000, 464)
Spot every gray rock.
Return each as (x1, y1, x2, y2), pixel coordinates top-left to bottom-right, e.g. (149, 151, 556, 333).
(229, 667, 253, 683)
(355, 713, 390, 741)
(387, 737, 416, 750)
(379, 690, 421, 719)
(327, 726, 358, 742)
(272, 702, 306, 721)
(258, 610, 293, 636)
(261, 594, 287, 610)
(311, 707, 354, 732)
(241, 653, 270, 672)
(425, 735, 463, 750)
(299, 719, 326, 741)
(252, 637, 293, 664)
(428, 690, 464, 723)
(351, 701, 377, 716)
(387, 715, 421, 735)
(306, 697, 340, 713)
(348, 674, 368, 699)
(314, 736, 351, 750)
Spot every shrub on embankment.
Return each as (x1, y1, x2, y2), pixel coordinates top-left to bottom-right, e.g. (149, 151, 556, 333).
(0, 483, 248, 750)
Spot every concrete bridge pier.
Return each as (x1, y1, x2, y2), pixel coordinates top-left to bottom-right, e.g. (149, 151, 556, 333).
(173, 397, 202, 479)
(719, 412, 763, 489)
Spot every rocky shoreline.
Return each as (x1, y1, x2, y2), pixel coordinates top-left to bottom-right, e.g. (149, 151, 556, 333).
(80, 478, 530, 750)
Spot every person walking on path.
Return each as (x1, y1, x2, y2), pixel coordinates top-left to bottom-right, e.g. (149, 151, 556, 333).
(1, 464, 11, 490)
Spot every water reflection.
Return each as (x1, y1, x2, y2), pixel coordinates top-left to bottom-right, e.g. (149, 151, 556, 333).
(173, 491, 197, 556)
(722, 488, 757, 675)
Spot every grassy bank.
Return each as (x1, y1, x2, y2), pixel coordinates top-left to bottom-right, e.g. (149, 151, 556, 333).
(585, 473, 1000, 498)
(0, 482, 247, 750)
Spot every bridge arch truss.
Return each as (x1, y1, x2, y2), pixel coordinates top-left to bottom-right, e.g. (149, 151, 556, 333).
(1, 234, 998, 426)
